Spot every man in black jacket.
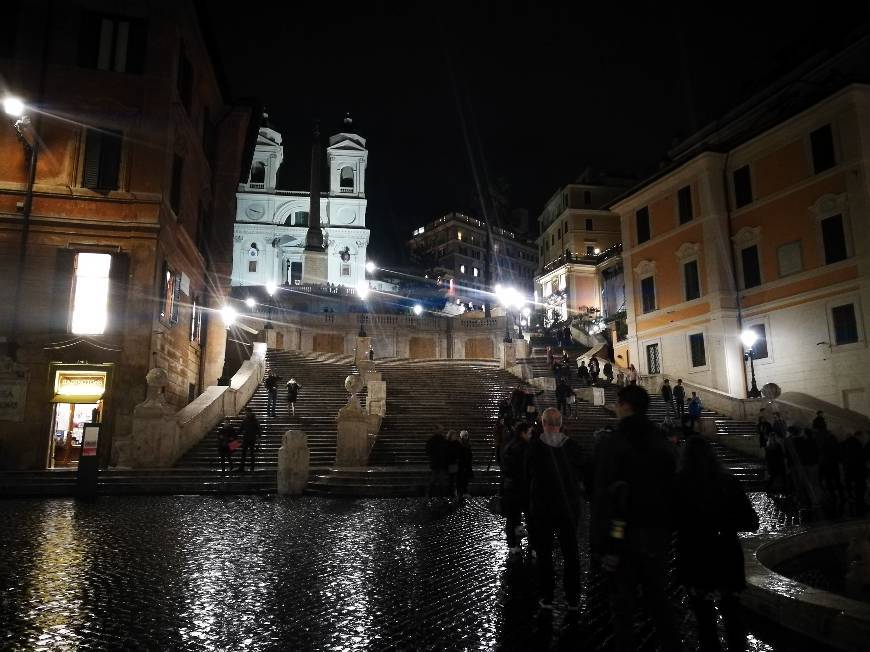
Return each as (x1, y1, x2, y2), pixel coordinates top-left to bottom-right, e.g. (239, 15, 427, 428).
(239, 408, 261, 472)
(501, 421, 531, 554)
(591, 385, 680, 652)
(529, 408, 585, 611)
(425, 430, 449, 498)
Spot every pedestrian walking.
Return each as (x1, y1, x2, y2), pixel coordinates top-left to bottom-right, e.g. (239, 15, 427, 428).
(578, 360, 590, 387)
(627, 363, 638, 386)
(688, 392, 703, 432)
(673, 379, 685, 417)
(556, 378, 572, 417)
(286, 378, 300, 416)
(603, 361, 613, 384)
(843, 431, 868, 516)
(591, 384, 681, 652)
(457, 430, 474, 497)
(368, 345, 375, 361)
(502, 421, 531, 555)
(675, 436, 759, 652)
(524, 390, 541, 423)
(264, 371, 279, 417)
(661, 378, 675, 417)
(546, 346, 554, 369)
(217, 419, 237, 473)
(528, 407, 585, 611)
(446, 431, 462, 498)
(239, 408, 261, 472)
(425, 429, 449, 498)
(757, 410, 772, 449)
(511, 385, 526, 422)
(589, 355, 600, 386)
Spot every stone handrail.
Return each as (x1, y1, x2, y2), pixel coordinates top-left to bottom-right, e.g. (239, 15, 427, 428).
(116, 343, 267, 468)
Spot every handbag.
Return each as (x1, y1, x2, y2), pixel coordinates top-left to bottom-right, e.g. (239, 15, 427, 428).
(228, 439, 241, 452)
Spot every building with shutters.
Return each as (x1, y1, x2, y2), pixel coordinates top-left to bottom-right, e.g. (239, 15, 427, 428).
(612, 35, 870, 414)
(0, 1, 256, 469)
(231, 117, 370, 290)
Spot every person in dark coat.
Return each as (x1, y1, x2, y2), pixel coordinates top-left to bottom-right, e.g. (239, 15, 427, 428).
(675, 436, 759, 652)
(217, 419, 236, 473)
(510, 385, 526, 422)
(661, 379, 674, 417)
(843, 431, 868, 516)
(446, 431, 463, 498)
(591, 384, 681, 652)
(812, 410, 827, 433)
(264, 372, 279, 417)
(426, 430, 450, 498)
(556, 378, 572, 417)
(239, 408, 261, 472)
(286, 378, 300, 416)
(502, 421, 531, 554)
(588, 355, 600, 386)
(578, 360, 590, 387)
(368, 345, 375, 361)
(603, 361, 614, 384)
(528, 407, 585, 611)
(757, 411, 772, 449)
(456, 430, 474, 497)
(673, 379, 686, 418)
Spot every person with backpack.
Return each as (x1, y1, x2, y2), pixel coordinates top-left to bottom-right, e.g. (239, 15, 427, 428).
(238, 408, 261, 472)
(528, 407, 585, 612)
(673, 379, 686, 418)
(687, 392, 703, 432)
(675, 436, 759, 652)
(286, 378, 300, 416)
(591, 385, 681, 652)
(264, 371, 279, 417)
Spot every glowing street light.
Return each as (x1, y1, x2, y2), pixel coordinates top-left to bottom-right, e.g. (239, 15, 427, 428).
(264, 282, 277, 329)
(244, 297, 256, 309)
(741, 328, 762, 399)
(265, 282, 277, 296)
(365, 260, 376, 274)
(356, 280, 370, 301)
(413, 304, 423, 316)
(220, 305, 238, 328)
(2, 96, 25, 118)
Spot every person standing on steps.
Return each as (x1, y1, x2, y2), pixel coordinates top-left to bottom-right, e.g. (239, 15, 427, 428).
(603, 361, 614, 384)
(457, 430, 474, 498)
(286, 378, 300, 416)
(626, 364, 638, 386)
(591, 384, 681, 652)
(502, 420, 531, 555)
(688, 392, 703, 433)
(673, 379, 686, 419)
(368, 345, 375, 361)
(589, 355, 600, 386)
(578, 360, 590, 387)
(264, 371, 279, 417)
(675, 436, 759, 652)
(217, 419, 237, 474)
(239, 408, 261, 472)
(529, 407, 585, 612)
(812, 410, 827, 433)
(757, 410, 772, 449)
(661, 378, 674, 418)
(556, 378, 572, 418)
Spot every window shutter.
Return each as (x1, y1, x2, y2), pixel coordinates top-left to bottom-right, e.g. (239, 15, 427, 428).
(77, 13, 101, 68)
(50, 249, 77, 333)
(105, 252, 130, 334)
(82, 130, 102, 189)
(126, 18, 147, 74)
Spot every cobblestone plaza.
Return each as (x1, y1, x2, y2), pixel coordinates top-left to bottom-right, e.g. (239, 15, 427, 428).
(0, 494, 819, 651)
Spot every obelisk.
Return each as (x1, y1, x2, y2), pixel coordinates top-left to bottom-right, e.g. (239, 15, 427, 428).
(302, 121, 328, 284)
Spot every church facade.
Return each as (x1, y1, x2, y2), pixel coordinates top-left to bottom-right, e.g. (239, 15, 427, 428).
(232, 119, 370, 289)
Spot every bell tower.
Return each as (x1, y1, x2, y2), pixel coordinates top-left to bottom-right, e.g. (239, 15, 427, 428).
(327, 114, 368, 198)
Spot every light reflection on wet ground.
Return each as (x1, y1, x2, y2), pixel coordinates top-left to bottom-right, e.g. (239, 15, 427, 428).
(0, 494, 816, 651)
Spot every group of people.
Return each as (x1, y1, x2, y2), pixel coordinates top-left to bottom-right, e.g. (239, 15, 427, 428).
(496, 385, 759, 651)
(660, 378, 704, 431)
(425, 429, 474, 499)
(757, 408, 869, 515)
(264, 372, 301, 418)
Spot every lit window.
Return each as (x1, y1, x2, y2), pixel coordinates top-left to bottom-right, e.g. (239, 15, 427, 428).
(190, 295, 202, 343)
(473, 267, 479, 277)
(460, 264, 466, 274)
(71, 253, 112, 335)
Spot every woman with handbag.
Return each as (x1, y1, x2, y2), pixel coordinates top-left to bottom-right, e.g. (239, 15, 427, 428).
(675, 436, 759, 652)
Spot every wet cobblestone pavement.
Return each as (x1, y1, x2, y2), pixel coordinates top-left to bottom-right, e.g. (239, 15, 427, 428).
(0, 494, 820, 651)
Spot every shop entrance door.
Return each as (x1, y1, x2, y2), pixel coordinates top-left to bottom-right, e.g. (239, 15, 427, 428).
(50, 402, 99, 467)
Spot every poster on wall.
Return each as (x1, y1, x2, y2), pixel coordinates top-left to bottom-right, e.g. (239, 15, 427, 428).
(0, 357, 28, 422)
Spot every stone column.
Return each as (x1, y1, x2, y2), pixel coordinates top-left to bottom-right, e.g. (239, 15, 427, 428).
(502, 340, 516, 369)
(335, 374, 371, 467)
(277, 429, 310, 495)
(116, 368, 177, 468)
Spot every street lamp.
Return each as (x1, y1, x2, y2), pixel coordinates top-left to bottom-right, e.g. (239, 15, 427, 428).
(741, 328, 762, 398)
(244, 297, 256, 309)
(3, 96, 25, 118)
(365, 260, 376, 274)
(356, 279, 370, 336)
(413, 303, 423, 316)
(520, 306, 531, 338)
(220, 305, 238, 329)
(496, 284, 518, 343)
(264, 282, 277, 329)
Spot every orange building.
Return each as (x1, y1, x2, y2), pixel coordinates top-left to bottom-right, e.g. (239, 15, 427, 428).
(0, 1, 256, 468)
(614, 36, 870, 413)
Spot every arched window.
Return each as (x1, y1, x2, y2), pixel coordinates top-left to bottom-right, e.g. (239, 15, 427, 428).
(250, 161, 265, 184)
(340, 166, 354, 190)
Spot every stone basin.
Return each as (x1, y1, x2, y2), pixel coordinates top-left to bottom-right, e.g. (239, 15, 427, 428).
(741, 518, 870, 651)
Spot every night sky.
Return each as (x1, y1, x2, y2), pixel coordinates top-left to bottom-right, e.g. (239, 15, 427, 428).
(201, 2, 869, 266)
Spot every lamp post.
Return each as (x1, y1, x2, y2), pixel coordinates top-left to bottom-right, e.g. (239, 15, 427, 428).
(496, 285, 512, 343)
(264, 282, 276, 329)
(741, 328, 762, 399)
(356, 280, 369, 337)
(519, 306, 531, 338)
(4, 96, 37, 360)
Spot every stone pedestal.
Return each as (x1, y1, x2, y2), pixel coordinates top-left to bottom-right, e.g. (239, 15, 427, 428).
(116, 368, 177, 468)
(367, 380, 387, 417)
(502, 340, 516, 369)
(355, 336, 372, 364)
(277, 429, 310, 495)
(336, 400, 371, 467)
(591, 387, 606, 406)
(302, 249, 328, 284)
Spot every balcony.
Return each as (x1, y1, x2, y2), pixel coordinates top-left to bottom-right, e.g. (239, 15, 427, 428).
(248, 182, 265, 190)
(540, 243, 622, 275)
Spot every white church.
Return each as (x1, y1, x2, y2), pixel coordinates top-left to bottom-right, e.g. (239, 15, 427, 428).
(231, 116, 370, 288)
